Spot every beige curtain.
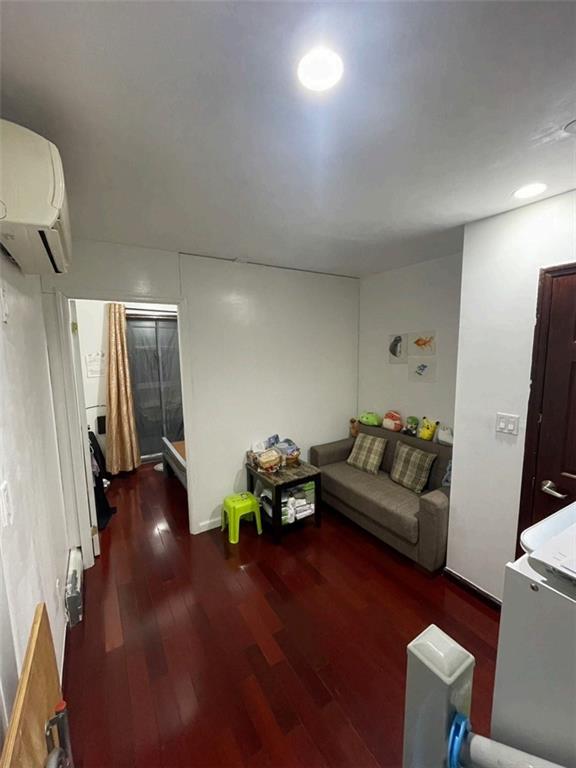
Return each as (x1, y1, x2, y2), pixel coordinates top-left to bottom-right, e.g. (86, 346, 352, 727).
(106, 303, 141, 474)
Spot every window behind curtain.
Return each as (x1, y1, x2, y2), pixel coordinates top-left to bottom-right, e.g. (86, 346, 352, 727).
(126, 317, 184, 457)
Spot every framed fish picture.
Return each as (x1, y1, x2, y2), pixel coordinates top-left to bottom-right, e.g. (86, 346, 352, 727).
(388, 333, 408, 364)
(408, 331, 436, 356)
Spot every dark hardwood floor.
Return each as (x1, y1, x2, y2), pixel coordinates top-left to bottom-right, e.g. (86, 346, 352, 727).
(63, 464, 499, 768)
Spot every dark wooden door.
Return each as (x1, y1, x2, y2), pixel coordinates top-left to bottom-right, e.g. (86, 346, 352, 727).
(519, 264, 576, 541)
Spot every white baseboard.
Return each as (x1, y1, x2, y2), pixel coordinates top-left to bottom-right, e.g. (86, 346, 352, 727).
(194, 518, 221, 534)
(443, 567, 502, 605)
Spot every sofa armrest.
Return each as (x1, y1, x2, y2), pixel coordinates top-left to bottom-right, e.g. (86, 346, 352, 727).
(417, 488, 450, 572)
(310, 438, 354, 468)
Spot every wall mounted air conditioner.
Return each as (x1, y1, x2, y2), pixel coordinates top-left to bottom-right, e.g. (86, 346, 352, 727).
(0, 119, 71, 274)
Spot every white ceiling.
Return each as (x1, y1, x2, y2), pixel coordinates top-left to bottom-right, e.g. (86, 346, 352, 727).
(2, 1, 575, 276)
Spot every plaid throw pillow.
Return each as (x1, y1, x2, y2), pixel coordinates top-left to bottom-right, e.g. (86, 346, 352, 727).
(390, 441, 436, 494)
(347, 434, 387, 475)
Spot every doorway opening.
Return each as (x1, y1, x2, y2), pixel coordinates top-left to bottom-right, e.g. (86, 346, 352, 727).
(518, 261, 576, 553)
(72, 299, 187, 540)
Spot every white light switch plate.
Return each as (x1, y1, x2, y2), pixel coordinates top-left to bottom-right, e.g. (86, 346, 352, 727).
(496, 412, 520, 436)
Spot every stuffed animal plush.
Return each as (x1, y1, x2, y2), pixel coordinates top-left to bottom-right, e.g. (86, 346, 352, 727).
(349, 418, 360, 437)
(382, 410, 403, 432)
(358, 411, 383, 427)
(436, 424, 454, 446)
(402, 416, 419, 437)
(418, 416, 439, 441)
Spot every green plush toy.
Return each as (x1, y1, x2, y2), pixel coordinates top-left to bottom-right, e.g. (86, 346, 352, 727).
(402, 416, 419, 437)
(358, 411, 383, 427)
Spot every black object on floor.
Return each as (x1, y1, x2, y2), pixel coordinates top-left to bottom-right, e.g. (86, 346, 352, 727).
(88, 431, 110, 480)
(88, 429, 116, 530)
(94, 480, 116, 531)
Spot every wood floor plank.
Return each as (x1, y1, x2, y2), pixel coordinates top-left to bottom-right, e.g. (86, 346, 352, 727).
(63, 464, 499, 767)
(244, 644, 300, 735)
(239, 602, 285, 666)
(215, 728, 246, 768)
(125, 648, 162, 766)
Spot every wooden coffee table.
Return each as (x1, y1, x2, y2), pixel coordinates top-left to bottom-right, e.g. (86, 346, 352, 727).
(246, 461, 322, 544)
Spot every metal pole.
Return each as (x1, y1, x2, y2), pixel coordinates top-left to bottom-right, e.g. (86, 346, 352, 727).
(54, 701, 75, 768)
(462, 733, 565, 768)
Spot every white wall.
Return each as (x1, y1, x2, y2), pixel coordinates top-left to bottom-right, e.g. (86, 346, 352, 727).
(43, 240, 182, 302)
(43, 241, 360, 532)
(0, 258, 69, 735)
(358, 253, 462, 426)
(0, 549, 17, 743)
(180, 257, 359, 529)
(448, 191, 576, 601)
(75, 300, 108, 452)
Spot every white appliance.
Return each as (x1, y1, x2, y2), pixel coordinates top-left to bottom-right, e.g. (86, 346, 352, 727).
(0, 119, 71, 274)
(491, 503, 576, 767)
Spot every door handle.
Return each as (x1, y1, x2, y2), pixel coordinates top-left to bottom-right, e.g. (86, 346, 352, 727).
(540, 480, 568, 499)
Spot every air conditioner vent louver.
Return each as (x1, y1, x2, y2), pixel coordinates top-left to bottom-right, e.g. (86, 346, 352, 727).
(38, 230, 62, 273)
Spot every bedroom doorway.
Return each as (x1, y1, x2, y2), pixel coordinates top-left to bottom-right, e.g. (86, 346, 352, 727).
(72, 299, 188, 532)
(44, 292, 193, 572)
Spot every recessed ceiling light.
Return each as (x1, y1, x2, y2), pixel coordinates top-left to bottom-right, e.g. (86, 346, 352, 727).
(564, 119, 576, 135)
(513, 182, 547, 200)
(297, 47, 343, 92)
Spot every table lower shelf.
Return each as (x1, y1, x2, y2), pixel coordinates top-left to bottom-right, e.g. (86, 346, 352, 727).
(246, 464, 322, 543)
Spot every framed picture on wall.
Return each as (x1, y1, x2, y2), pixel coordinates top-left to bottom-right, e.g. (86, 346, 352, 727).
(388, 334, 408, 364)
(408, 357, 437, 383)
(407, 331, 436, 356)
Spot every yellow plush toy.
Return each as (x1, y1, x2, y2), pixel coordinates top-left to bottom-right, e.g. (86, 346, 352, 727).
(418, 416, 439, 441)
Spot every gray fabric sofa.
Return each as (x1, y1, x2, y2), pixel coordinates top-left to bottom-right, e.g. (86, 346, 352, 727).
(310, 425, 451, 571)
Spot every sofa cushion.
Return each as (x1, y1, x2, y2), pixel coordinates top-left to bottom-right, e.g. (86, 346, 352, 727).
(357, 424, 451, 490)
(321, 461, 419, 544)
(390, 441, 437, 494)
(347, 434, 387, 475)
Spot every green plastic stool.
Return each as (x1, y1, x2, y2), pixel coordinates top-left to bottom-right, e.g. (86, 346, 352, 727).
(221, 492, 262, 544)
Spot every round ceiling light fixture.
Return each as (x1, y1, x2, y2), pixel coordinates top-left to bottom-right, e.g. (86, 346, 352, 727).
(564, 118, 576, 135)
(513, 182, 547, 200)
(297, 47, 343, 92)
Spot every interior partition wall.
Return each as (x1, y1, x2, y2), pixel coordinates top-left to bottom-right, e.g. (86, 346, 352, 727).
(126, 315, 184, 458)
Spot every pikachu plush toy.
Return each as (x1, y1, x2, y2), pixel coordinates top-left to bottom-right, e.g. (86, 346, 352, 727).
(417, 416, 439, 441)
